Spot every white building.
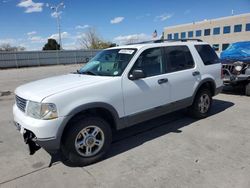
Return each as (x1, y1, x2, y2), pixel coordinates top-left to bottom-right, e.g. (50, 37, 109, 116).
(164, 13, 250, 53)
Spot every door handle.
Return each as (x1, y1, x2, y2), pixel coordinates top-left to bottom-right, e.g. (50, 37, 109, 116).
(192, 71, 200, 76)
(158, 78, 168, 84)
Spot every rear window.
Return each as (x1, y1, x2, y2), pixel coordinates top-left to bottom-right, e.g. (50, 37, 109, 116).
(195, 45, 219, 65)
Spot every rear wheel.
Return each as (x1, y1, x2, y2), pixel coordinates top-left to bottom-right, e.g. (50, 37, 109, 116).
(62, 116, 112, 166)
(189, 88, 212, 119)
(245, 83, 250, 96)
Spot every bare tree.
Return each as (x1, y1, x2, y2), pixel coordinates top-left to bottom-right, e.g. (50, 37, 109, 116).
(79, 28, 116, 49)
(0, 43, 25, 51)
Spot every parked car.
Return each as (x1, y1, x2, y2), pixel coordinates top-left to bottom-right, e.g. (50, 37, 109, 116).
(13, 39, 223, 166)
(221, 41, 250, 96)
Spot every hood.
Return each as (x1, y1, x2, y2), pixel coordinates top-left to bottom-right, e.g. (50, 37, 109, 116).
(220, 41, 250, 62)
(15, 73, 112, 102)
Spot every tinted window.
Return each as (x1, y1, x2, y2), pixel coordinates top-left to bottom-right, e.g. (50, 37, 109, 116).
(181, 32, 186, 39)
(164, 46, 194, 72)
(212, 44, 219, 51)
(222, 43, 230, 51)
(213, 27, 220, 35)
(133, 48, 165, 77)
(246, 23, 250, 31)
(174, 33, 179, 39)
(188, 31, 193, 38)
(195, 45, 219, 65)
(196, 30, 202, 37)
(167, 34, 172, 39)
(234, 24, 242, 32)
(223, 26, 231, 34)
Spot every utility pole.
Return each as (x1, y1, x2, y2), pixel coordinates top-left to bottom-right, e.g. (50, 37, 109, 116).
(47, 2, 65, 50)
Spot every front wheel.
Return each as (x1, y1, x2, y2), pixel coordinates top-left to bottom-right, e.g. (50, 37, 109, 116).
(61, 116, 112, 166)
(189, 89, 212, 119)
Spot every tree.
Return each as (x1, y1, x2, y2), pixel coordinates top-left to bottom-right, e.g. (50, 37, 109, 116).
(0, 43, 25, 51)
(79, 28, 116, 49)
(43, 39, 61, 50)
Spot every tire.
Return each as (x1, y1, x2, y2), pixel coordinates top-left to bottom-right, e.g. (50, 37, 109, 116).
(245, 83, 250, 96)
(189, 88, 212, 119)
(61, 116, 112, 166)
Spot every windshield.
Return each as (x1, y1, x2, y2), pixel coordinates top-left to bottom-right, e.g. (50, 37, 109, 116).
(78, 48, 137, 76)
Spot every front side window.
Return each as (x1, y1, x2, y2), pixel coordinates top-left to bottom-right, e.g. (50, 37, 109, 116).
(234, 24, 242, 32)
(196, 30, 202, 37)
(213, 27, 220, 35)
(223, 26, 231, 34)
(164, 46, 194, 72)
(79, 48, 137, 76)
(204, 29, 211, 36)
(132, 48, 165, 77)
(195, 45, 219, 65)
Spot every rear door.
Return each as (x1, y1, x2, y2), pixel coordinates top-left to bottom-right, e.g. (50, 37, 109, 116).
(163, 45, 200, 102)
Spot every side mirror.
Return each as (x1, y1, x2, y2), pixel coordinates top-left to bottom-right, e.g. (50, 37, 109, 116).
(129, 69, 146, 80)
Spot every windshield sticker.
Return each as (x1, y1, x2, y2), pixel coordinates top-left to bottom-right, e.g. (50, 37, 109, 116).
(118, 49, 134, 54)
(113, 71, 119, 75)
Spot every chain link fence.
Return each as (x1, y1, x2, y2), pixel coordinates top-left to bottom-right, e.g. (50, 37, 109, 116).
(0, 50, 100, 69)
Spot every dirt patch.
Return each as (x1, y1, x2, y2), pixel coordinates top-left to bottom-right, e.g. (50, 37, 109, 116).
(0, 91, 12, 97)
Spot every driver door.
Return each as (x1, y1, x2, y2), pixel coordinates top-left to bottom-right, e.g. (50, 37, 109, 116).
(122, 47, 171, 124)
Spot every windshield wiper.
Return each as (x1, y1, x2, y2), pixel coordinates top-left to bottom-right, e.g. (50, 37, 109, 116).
(77, 70, 97, 75)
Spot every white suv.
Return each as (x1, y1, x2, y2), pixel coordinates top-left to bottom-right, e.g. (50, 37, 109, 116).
(13, 39, 223, 166)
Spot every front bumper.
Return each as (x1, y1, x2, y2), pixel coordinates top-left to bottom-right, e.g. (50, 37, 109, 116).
(13, 105, 67, 153)
(223, 74, 250, 85)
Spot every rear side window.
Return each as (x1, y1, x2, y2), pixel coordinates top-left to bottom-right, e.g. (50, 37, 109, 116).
(195, 45, 219, 65)
(164, 46, 195, 72)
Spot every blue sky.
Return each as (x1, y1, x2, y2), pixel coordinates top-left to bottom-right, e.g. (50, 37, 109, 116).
(0, 0, 249, 50)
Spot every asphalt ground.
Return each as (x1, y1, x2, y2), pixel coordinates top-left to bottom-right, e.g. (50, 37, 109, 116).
(0, 65, 249, 188)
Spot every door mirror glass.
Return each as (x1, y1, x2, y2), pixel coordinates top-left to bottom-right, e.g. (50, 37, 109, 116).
(129, 69, 145, 80)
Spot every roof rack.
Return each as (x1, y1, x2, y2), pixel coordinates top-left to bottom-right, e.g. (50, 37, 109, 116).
(127, 38, 203, 45)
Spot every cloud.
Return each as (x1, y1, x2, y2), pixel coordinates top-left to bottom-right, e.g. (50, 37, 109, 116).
(136, 13, 151, 20)
(28, 36, 46, 43)
(75, 25, 90, 29)
(17, 0, 43, 13)
(0, 38, 16, 44)
(49, 32, 70, 40)
(51, 11, 62, 18)
(113, 33, 151, 44)
(110, 17, 124, 24)
(27, 31, 37, 36)
(155, 13, 173, 21)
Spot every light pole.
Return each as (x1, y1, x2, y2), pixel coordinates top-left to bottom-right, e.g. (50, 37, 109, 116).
(47, 2, 65, 50)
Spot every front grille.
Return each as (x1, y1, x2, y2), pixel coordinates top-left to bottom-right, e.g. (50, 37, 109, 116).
(222, 64, 235, 73)
(15, 95, 27, 112)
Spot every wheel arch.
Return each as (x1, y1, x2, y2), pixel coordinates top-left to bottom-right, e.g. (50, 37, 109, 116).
(58, 102, 124, 146)
(192, 78, 216, 103)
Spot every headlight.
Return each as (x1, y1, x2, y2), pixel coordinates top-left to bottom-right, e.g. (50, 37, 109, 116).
(234, 61, 243, 72)
(235, 65, 242, 72)
(26, 101, 58, 120)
